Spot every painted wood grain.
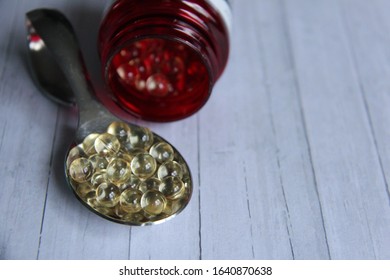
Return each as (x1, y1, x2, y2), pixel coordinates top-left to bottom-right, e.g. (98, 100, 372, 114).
(0, 0, 58, 259)
(1, 0, 390, 260)
(284, 0, 390, 259)
(253, 0, 330, 259)
(340, 0, 390, 258)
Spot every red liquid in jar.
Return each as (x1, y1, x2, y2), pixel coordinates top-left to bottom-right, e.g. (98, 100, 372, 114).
(99, 0, 230, 121)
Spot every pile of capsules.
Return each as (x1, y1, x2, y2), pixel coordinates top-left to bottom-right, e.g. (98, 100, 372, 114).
(65, 121, 191, 225)
(111, 38, 207, 97)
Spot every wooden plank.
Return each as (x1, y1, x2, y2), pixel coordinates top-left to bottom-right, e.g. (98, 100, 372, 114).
(253, 0, 330, 259)
(284, 0, 390, 259)
(0, 0, 58, 259)
(2, 0, 390, 260)
(198, 0, 294, 259)
(340, 0, 390, 259)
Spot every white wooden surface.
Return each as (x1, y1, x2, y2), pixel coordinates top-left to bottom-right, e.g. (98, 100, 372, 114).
(1, 0, 390, 260)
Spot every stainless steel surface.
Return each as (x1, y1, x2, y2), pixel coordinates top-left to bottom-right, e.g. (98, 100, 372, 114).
(26, 9, 117, 142)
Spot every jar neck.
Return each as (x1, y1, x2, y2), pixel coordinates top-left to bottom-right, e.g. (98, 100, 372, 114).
(99, 0, 230, 80)
(105, 20, 218, 82)
(98, 0, 230, 121)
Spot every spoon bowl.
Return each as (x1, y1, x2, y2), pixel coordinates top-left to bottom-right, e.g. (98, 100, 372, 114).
(26, 8, 193, 225)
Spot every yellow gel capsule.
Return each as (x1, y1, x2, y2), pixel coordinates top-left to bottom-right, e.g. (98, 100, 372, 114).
(138, 177, 161, 193)
(119, 174, 141, 191)
(120, 189, 143, 213)
(128, 126, 154, 150)
(114, 204, 127, 218)
(114, 150, 133, 164)
(76, 182, 96, 199)
(96, 182, 120, 207)
(114, 205, 144, 221)
(94, 206, 115, 217)
(107, 121, 131, 143)
(157, 161, 183, 179)
(66, 145, 85, 169)
(94, 133, 121, 157)
(131, 153, 157, 179)
(162, 200, 174, 215)
(89, 154, 108, 171)
(90, 171, 107, 187)
(140, 190, 167, 215)
(86, 193, 100, 208)
(121, 212, 145, 223)
(107, 158, 131, 184)
(163, 198, 187, 215)
(126, 147, 147, 157)
(159, 176, 185, 200)
(82, 133, 99, 156)
(68, 158, 94, 183)
(149, 142, 174, 163)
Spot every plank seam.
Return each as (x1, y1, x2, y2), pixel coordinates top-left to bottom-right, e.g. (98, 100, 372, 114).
(254, 5, 296, 258)
(128, 227, 131, 260)
(36, 106, 60, 260)
(196, 114, 202, 260)
(339, 0, 390, 211)
(243, 161, 256, 259)
(338, 1, 390, 258)
(0, 120, 7, 155)
(280, 0, 332, 260)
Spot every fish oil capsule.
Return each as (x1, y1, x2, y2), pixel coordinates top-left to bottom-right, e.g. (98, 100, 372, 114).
(149, 142, 174, 163)
(157, 161, 183, 179)
(127, 126, 154, 150)
(114, 204, 143, 221)
(114, 204, 128, 218)
(66, 145, 85, 168)
(107, 121, 131, 143)
(146, 73, 170, 97)
(82, 133, 100, 155)
(90, 171, 107, 187)
(89, 154, 108, 171)
(121, 212, 145, 223)
(85, 193, 100, 208)
(161, 199, 183, 215)
(125, 147, 146, 157)
(69, 158, 94, 183)
(131, 153, 157, 179)
(94, 206, 115, 217)
(120, 189, 143, 213)
(140, 190, 167, 215)
(94, 132, 121, 157)
(144, 212, 167, 222)
(76, 183, 96, 199)
(107, 158, 131, 184)
(162, 200, 174, 215)
(114, 150, 133, 164)
(119, 174, 141, 191)
(96, 182, 120, 207)
(138, 177, 161, 193)
(159, 176, 185, 200)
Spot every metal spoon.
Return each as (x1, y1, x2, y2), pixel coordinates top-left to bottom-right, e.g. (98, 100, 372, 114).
(26, 8, 192, 225)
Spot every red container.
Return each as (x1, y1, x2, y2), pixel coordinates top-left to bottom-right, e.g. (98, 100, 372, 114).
(99, 0, 231, 121)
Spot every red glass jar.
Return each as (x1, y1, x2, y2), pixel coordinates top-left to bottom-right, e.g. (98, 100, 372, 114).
(98, 0, 231, 121)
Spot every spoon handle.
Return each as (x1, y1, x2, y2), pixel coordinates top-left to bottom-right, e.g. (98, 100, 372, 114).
(26, 9, 113, 135)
